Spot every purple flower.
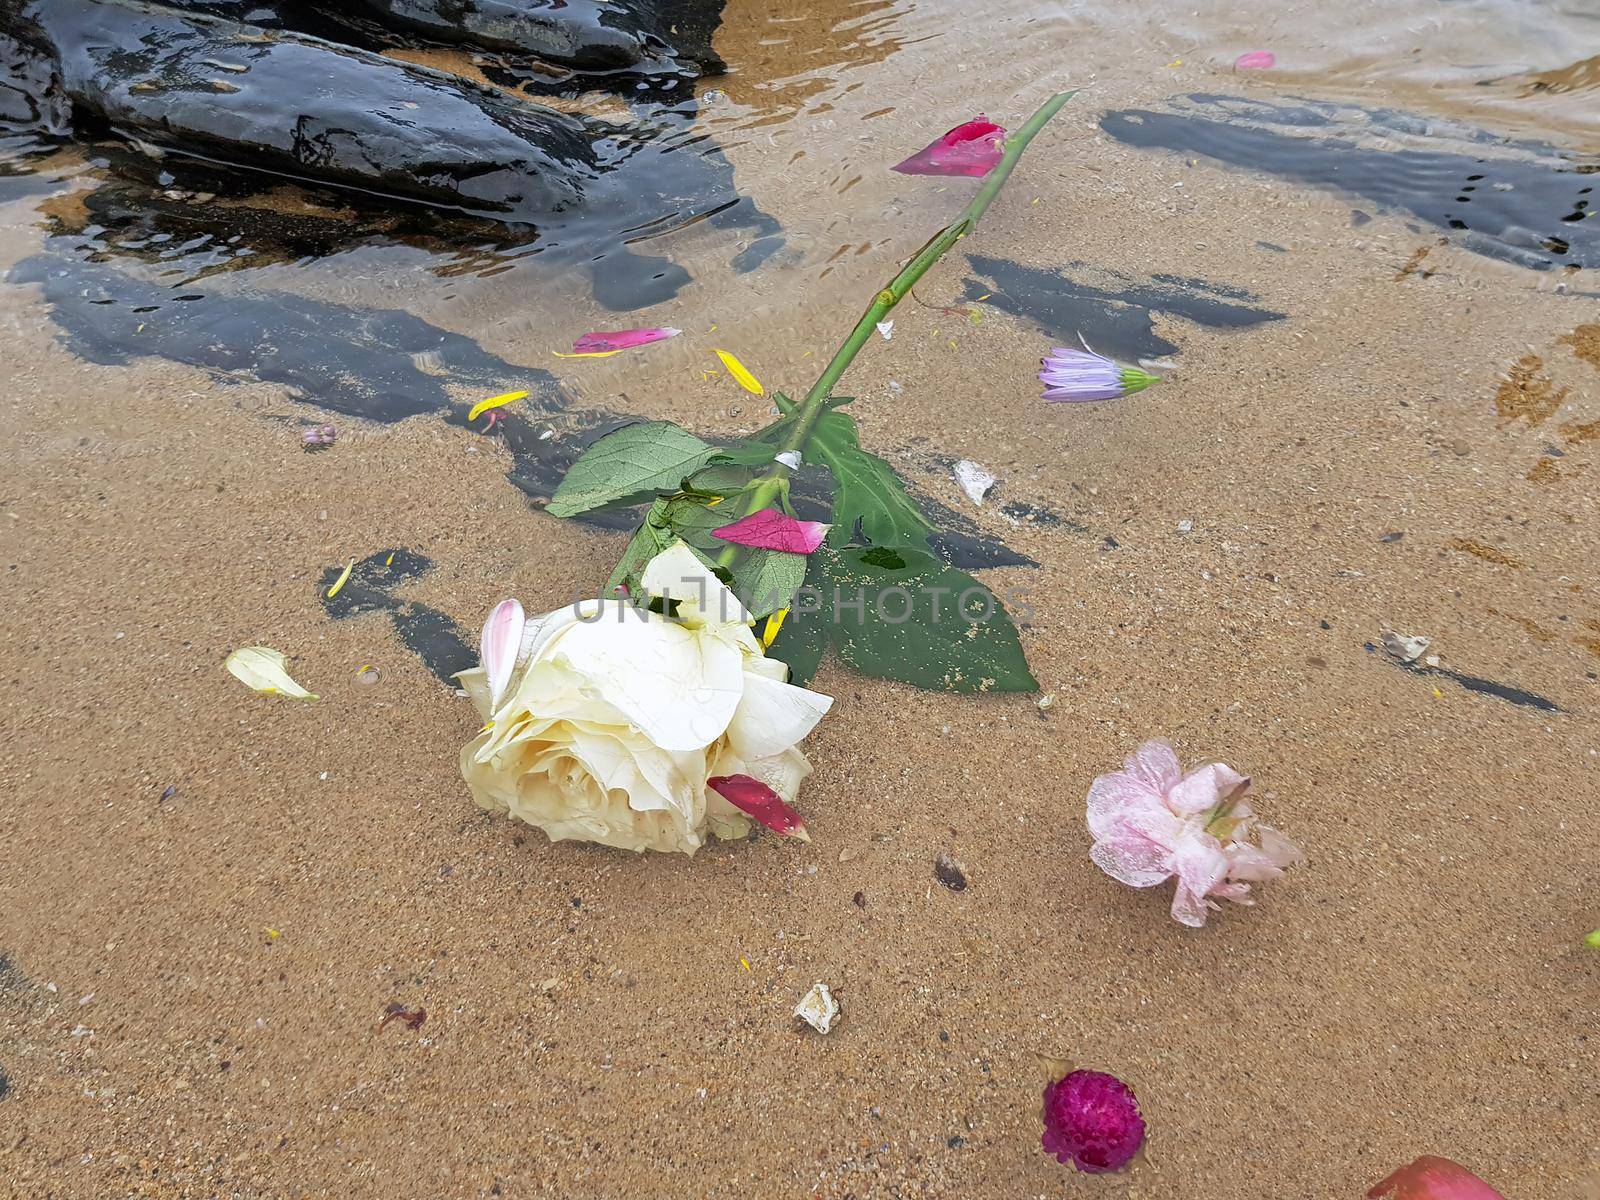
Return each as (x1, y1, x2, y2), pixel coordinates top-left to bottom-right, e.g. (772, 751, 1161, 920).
(1039, 348, 1159, 403)
(1041, 1069, 1146, 1173)
(301, 425, 336, 449)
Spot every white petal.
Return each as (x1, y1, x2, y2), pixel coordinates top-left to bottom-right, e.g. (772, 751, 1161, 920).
(551, 605, 746, 752)
(641, 541, 749, 627)
(727, 669, 833, 760)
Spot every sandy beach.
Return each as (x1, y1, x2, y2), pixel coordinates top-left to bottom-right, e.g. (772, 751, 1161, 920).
(1, 0, 1597, 1195)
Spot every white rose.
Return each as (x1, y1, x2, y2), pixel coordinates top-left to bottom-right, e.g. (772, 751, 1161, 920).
(458, 542, 833, 854)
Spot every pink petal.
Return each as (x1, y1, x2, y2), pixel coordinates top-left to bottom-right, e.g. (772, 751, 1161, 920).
(1257, 824, 1305, 868)
(1124, 741, 1182, 792)
(1368, 1157, 1508, 1200)
(1089, 833, 1173, 888)
(1169, 882, 1214, 928)
(571, 327, 680, 354)
(1169, 763, 1250, 814)
(480, 598, 525, 709)
(711, 508, 829, 554)
(1222, 842, 1285, 883)
(1085, 770, 1171, 840)
(708, 774, 810, 841)
(1235, 51, 1276, 70)
(891, 117, 1006, 178)
(1171, 833, 1229, 902)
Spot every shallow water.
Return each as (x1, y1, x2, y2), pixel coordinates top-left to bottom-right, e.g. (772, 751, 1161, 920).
(1, 0, 1598, 1196)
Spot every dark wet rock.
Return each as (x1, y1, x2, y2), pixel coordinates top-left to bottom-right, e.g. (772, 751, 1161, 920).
(351, 0, 723, 72)
(964, 254, 1284, 361)
(321, 549, 477, 682)
(4, 0, 600, 221)
(14, 251, 1027, 572)
(1102, 94, 1599, 272)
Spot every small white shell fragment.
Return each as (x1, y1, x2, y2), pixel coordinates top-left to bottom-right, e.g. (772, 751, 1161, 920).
(794, 982, 840, 1034)
(1381, 632, 1432, 663)
(875, 319, 894, 341)
(953, 459, 997, 506)
(775, 450, 802, 470)
(1176, 518, 1194, 533)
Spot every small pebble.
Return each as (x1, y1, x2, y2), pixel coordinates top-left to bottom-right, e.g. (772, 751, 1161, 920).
(794, 982, 841, 1034)
(934, 855, 968, 892)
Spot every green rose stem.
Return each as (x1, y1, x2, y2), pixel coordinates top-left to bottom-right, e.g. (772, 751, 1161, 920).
(717, 90, 1077, 568)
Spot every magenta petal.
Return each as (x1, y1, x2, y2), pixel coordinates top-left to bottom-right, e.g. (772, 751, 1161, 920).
(479, 598, 525, 708)
(711, 508, 828, 554)
(708, 774, 810, 840)
(571, 327, 680, 354)
(1235, 50, 1276, 70)
(891, 117, 1006, 178)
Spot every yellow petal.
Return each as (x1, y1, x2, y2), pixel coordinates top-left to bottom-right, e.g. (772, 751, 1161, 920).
(761, 608, 789, 648)
(714, 350, 764, 395)
(384, 552, 395, 567)
(325, 558, 356, 599)
(467, 390, 529, 420)
(551, 349, 624, 359)
(226, 646, 318, 700)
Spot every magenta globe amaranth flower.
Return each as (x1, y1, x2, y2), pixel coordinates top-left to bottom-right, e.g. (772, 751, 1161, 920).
(1041, 1068, 1146, 1173)
(1039, 348, 1160, 403)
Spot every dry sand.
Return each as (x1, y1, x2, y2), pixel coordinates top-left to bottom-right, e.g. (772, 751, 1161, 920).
(1, 0, 1597, 1196)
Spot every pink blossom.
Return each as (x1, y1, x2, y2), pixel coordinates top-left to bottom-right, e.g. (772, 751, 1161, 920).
(891, 117, 1006, 178)
(1041, 1069, 1145, 1173)
(711, 508, 828, 554)
(1087, 740, 1301, 927)
(1368, 1157, 1508, 1200)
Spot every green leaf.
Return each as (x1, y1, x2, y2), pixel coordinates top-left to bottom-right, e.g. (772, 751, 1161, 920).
(605, 500, 673, 596)
(711, 442, 780, 468)
(731, 548, 807, 618)
(817, 547, 1036, 692)
(548, 422, 720, 517)
(656, 494, 733, 555)
(808, 411, 933, 549)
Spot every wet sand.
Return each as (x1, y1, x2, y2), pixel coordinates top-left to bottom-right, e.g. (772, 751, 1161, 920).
(2, 0, 1598, 1196)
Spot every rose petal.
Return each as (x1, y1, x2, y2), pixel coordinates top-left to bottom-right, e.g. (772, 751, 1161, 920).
(708, 773, 810, 841)
(892, 117, 1006, 178)
(726, 669, 833, 760)
(572, 327, 680, 354)
(479, 598, 525, 709)
(712, 508, 829, 554)
(1235, 51, 1276, 70)
(1368, 1157, 1508, 1200)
